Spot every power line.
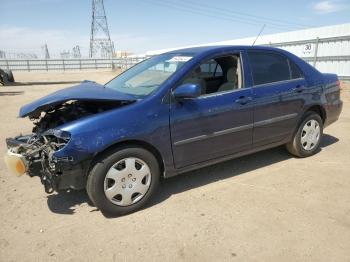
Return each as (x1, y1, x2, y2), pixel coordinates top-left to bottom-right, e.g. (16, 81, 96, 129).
(143, 0, 274, 28)
(143, 0, 309, 31)
(152, 0, 304, 30)
(175, 0, 312, 29)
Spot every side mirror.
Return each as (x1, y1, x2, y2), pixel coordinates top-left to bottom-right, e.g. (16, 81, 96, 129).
(173, 83, 201, 100)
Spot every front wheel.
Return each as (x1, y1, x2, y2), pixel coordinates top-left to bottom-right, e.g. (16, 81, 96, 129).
(286, 112, 323, 157)
(87, 146, 160, 216)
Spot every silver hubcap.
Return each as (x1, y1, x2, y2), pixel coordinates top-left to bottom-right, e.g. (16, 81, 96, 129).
(301, 119, 321, 151)
(104, 157, 151, 206)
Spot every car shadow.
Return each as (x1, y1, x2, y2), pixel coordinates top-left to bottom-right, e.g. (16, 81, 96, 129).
(46, 134, 339, 216)
(46, 190, 94, 215)
(147, 133, 339, 209)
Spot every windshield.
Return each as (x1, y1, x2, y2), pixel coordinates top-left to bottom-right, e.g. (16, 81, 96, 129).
(105, 54, 193, 97)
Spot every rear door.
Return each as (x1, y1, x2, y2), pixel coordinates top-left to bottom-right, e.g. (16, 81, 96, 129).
(247, 50, 307, 146)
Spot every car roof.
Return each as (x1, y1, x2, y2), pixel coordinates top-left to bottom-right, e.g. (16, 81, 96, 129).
(165, 45, 283, 56)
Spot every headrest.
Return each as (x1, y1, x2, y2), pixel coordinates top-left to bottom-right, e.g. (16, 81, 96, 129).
(194, 67, 202, 74)
(227, 67, 236, 82)
(189, 67, 202, 78)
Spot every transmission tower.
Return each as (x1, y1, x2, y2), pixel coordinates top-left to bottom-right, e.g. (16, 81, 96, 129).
(0, 50, 6, 59)
(42, 43, 50, 59)
(89, 0, 115, 58)
(72, 45, 81, 58)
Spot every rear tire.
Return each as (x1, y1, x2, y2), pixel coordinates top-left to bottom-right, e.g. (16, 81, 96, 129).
(286, 112, 323, 157)
(86, 146, 160, 216)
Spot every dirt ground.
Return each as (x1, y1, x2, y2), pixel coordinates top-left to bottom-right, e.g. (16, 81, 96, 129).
(0, 71, 349, 262)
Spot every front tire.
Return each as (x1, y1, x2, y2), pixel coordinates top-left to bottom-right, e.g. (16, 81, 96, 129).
(87, 146, 160, 216)
(286, 112, 323, 157)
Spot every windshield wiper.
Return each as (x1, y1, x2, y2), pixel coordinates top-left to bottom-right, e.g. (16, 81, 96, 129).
(136, 84, 158, 88)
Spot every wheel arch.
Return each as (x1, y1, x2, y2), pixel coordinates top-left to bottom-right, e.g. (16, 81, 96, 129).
(89, 139, 165, 177)
(290, 104, 326, 140)
(304, 104, 326, 123)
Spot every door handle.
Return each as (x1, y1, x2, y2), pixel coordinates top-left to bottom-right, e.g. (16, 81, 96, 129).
(235, 96, 252, 105)
(294, 85, 306, 93)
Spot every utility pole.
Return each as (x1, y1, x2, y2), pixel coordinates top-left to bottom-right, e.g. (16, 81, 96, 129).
(89, 0, 115, 58)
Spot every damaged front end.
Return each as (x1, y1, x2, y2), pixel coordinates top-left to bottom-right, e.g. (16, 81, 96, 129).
(5, 81, 136, 193)
(5, 130, 71, 193)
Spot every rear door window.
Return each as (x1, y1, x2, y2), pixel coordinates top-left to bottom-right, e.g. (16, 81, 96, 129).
(248, 51, 291, 86)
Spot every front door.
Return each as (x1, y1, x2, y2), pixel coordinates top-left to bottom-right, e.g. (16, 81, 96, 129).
(170, 88, 254, 168)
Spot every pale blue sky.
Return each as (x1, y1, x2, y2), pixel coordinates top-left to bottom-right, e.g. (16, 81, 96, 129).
(0, 0, 349, 55)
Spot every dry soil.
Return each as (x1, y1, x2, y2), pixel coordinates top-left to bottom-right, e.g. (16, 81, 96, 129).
(0, 71, 349, 262)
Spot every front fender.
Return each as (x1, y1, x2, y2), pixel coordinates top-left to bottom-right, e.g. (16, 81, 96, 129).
(53, 98, 174, 176)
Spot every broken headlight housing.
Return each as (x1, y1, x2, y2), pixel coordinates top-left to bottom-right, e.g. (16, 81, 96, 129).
(41, 129, 71, 151)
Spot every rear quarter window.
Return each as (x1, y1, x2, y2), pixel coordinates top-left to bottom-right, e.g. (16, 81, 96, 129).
(289, 60, 303, 79)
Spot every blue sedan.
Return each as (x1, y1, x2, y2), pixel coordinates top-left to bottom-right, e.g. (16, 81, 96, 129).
(5, 46, 343, 216)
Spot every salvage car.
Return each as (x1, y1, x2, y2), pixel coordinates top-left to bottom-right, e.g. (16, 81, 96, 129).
(5, 46, 343, 216)
(0, 68, 15, 85)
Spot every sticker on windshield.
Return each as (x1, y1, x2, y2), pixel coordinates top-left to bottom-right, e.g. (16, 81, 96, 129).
(167, 56, 192, 62)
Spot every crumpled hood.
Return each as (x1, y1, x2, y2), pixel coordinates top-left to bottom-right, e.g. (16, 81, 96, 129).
(19, 81, 136, 118)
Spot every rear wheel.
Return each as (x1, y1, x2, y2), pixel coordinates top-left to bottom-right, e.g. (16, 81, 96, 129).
(86, 146, 160, 216)
(286, 112, 323, 157)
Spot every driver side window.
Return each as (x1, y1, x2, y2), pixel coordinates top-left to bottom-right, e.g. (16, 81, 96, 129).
(181, 55, 242, 96)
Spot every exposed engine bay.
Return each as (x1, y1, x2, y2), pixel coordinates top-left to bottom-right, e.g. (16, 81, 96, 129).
(31, 100, 123, 133)
(5, 99, 131, 193)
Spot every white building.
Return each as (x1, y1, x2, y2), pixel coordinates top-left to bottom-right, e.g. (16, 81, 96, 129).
(147, 23, 350, 79)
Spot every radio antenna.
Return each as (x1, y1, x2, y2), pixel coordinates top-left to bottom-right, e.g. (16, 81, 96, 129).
(252, 24, 266, 46)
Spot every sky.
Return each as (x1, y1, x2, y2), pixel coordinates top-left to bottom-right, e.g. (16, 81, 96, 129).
(0, 0, 349, 57)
